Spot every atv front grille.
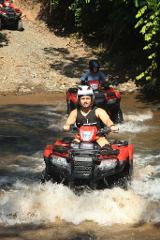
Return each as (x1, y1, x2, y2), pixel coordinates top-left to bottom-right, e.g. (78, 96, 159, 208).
(8, 13, 15, 19)
(73, 156, 93, 178)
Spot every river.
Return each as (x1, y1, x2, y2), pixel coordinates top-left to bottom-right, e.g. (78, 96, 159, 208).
(0, 92, 159, 240)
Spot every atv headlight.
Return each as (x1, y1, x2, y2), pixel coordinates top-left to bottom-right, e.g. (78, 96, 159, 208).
(98, 159, 117, 170)
(51, 155, 68, 167)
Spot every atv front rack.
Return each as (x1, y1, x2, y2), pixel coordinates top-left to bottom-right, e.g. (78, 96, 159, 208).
(70, 148, 119, 156)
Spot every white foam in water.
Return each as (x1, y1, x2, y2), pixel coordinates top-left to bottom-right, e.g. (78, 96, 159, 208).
(42, 106, 62, 114)
(131, 152, 160, 202)
(0, 176, 16, 185)
(8, 155, 44, 173)
(47, 112, 62, 118)
(0, 155, 44, 188)
(132, 178, 160, 201)
(118, 121, 149, 133)
(134, 152, 160, 167)
(0, 182, 146, 225)
(118, 111, 153, 133)
(124, 111, 153, 122)
(1, 151, 160, 226)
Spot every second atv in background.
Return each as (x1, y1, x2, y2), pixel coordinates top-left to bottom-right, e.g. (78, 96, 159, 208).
(66, 60, 123, 124)
(66, 75, 123, 124)
(0, 0, 23, 31)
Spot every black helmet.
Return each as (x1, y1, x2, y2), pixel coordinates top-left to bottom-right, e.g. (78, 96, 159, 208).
(89, 60, 100, 72)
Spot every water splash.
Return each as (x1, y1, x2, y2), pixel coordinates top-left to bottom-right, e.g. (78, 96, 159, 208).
(0, 150, 160, 226)
(0, 182, 146, 225)
(132, 178, 160, 201)
(134, 152, 160, 166)
(118, 111, 153, 133)
(118, 121, 149, 133)
(124, 111, 153, 122)
(131, 152, 160, 201)
(0, 154, 44, 188)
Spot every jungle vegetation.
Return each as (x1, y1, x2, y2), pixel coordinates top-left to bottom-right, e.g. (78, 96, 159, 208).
(38, 0, 160, 97)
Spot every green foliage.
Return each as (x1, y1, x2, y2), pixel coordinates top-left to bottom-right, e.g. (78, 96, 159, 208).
(135, 0, 160, 88)
(40, 0, 159, 95)
(50, 0, 59, 9)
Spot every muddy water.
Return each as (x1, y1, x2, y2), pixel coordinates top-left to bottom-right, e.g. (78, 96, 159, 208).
(0, 92, 160, 240)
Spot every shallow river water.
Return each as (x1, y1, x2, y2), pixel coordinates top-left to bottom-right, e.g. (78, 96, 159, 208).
(0, 92, 159, 240)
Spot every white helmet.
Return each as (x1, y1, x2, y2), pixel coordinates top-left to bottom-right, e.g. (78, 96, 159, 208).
(77, 85, 94, 97)
(77, 85, 95, 106)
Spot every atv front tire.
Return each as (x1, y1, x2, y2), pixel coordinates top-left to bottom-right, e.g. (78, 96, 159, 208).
(41, 169, 52, 183)
(0, 19, 2, 30)
(112, 159, 133, 189)
(119, 160, 133, 189)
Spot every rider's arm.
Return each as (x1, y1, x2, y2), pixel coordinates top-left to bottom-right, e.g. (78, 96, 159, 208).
(95, 108, 118, 132)
(99, 71, 107, 83)
(79, 71, 89, 85)
(99, 72, 111, 88)
(63, 109, 77, 131)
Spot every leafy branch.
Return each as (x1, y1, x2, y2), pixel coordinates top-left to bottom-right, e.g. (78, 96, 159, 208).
(135, 0, 160, 84)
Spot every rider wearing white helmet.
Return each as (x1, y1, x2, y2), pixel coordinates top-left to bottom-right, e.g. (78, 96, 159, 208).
(77, 85, 95, 104)
(77, 85, 94, 96)
(63, 85, 118, 148)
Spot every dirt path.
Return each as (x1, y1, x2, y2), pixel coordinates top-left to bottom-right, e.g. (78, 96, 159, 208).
(0, 1, 138, 96)
(0, 17, 91, 95)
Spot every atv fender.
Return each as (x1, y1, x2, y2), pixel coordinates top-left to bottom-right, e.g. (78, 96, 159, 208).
(115, 90, 121, 99)
(43, 144, 53, 158)
(128, 144, 133, 162)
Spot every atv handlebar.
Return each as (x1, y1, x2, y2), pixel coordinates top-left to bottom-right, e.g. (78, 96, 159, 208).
(69, 124, 114, 135)
(97, 127, 112, 135)
(102, 75, 120, 88)
(80, 75, 120, 88)
(107, 75, 120, 85)
(70, 125, 78, 132)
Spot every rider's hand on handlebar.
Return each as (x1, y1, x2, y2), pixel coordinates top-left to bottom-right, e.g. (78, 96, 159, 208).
(63, 124, 70, 131)
(106, 75, 114, 82)
(63, 124, 78, 132)
(110, 125, 119, 133)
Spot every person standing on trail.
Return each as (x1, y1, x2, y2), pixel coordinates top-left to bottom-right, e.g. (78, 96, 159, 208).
(63, 85, 118, 149)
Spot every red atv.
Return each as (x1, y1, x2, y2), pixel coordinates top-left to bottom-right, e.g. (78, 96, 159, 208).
(0, 4, 23, 31)
(42, 125, 133, 189)
(66, 77, 123, 124)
